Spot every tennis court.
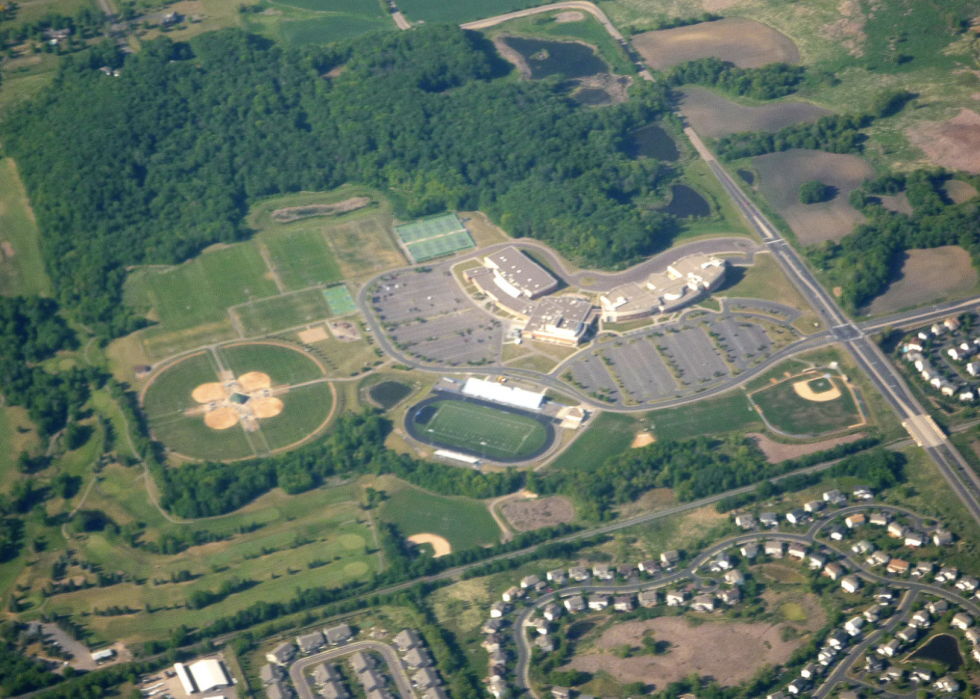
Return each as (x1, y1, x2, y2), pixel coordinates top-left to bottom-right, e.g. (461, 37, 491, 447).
(323, 285, 358, 315)
(406, 230, 476, 263)
(395, 213, 466, 244)
(411, 398, 549, 460)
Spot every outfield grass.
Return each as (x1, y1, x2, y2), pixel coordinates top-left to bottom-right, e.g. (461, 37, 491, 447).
(264, 228, 343, 291)
(280, 15, 392, 45)
(0, 159, 52, 297)
(550, 412, 642, 471)
(260, 382, 335, 452)
(142, 352, 221, 419)
(752, 376, 860, 436)
(235, 289, 333, 336)
(379, 482, 499, 551)
(218, 343, 325, 385)
(150, 413, 256, 461)
(648, 391, 763, 441)
(413, 399, 549, 460)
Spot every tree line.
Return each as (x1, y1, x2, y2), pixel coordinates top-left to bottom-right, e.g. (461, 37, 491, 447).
(666, 58, 805, 100)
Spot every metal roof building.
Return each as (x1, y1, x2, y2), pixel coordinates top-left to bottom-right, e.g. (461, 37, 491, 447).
(462, 378, 545, 411)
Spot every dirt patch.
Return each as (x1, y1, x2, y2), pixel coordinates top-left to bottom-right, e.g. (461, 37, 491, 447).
(251, 396, 284, 418)
(631, 432, 655, 448)
(820, 0, 866, 57)
(632, 18, 799, 70)
(271, 197, 370, 223)
(754, 149, 874, 244)
(867, 246, 978, 315)
(298, 326, 329, 344)
(205, 406, 239, 430)
(192, 382, 226, 403)
(944, 179, 979, 204)
(675, 87, 831, 139)
(873, 192, 914, 215)
(328, 321, 361, 342)
(0, 240, 15, 258)
(567, 616, 805, 689)
(502, 496, 575, 531)
(907, 109, 980, 174)
(407, 533, 451, 557)
(748, 432, 865, 463)
(793, 378, 841, 402)
(238, 371, 272, 392)
(554, 10, 584, 23)
(573, 72, 633, 106)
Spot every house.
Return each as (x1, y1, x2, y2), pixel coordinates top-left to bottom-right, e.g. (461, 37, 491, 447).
(261, 664, 285, 685)
(563, 596, 586, 614)
(933, 529, 954, 546)
(551, 687, 571, 699)
(823, 562, 845, 580)
(490, 601, 509, 618)
(760, 512, 779, 527)
(358, 669, 384, 692)
(823, 489, 846, 505)
(787, 543, 808, 561)
(617, 564, 634, 579)
(799, 662, 817, 679)
(876, 587, 895, 602)
(535, 620, 550, 635)
(887, 522, 906, 538)
(869, 512, 890, 526)
(868, 551, 891, 567)
(638, 590, 659, 608)
(863, 607, 880, 623)
(883, 667, 904, 683)
(718, 588, 740, 605)
(546, 569, 567, 585)
(764, 541, 784, 558)
(844, 616, 865, 636)
(394, 629, 422, 653)
(910, 610, 931, 628)
(266, 642, 296, 666)
(934, 677, 960, 693)
(956, 575, 979, 592)
(817, 649, 837, 666)
(543, 604, 562, 621)
(711, 552, 733, 571)
(614, 596, 635, 612)
(841, 575, 861, 593)
(896, 626, 918, 643)
(785, 509, 806, 525)
(966, 627, 980, 645)
(592, 564, 613, 581)
(969, 361, 980, 377)
(961, 390, 976, 402)
(740, 542, 759, 558)
(845, 513, 866, 528)
(521, 575, 541, 589)
(804, 500, 824, 514)
(937, 565, 959, 583)
(266, 681, 291, 699)
(931, 323, 946, 336)
(482, 635, 503, 653)
(535, 635, 555, 653)
(502, 586, 523, 603)
(660, 550, 680, 568)
(886, 559, 910, 575)
(952, 612, 974, 630)
(690, 594, 716, 612)
(588, 595, 609, 611)
(808, 553, 827, 570)
(827, 525, 846, 541)
(912, 561, 934, 579)
(865, 655, 884, 672)
(972, 646, 980, 663)
(911, 667, 934, 682)
(404, 647, 432, 670)
(638, 560, 658, 574)
(948, 344, 976, 361)
(852, 540, 874, 555)
(917, 330, 930, 341)
(827, 629, 849, 649)
(325, 624, 353, 645)
(945, 317, 961, 331)
(786, 678, 807, 695)
(350, 652, 375, 673)
(313, 664, 340, 686)
(878, 639, 902, 657)
(488, 678, 508, 699)
(724, 569, 745, 586)
(735, 514, 756, 529)
(928, 599, 949, 615)
(665, 590, 687, 607)
(320, 680, 349, 699)
(569, 566, 590, 582)
(853, 485, 873, 501)
(482, 619, 503, 634)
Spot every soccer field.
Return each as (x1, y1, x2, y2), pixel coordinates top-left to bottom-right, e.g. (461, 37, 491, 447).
(412, 399, 550, 460)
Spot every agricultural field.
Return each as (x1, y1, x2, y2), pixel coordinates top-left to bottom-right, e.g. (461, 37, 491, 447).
(397, 0, 546, 24)
(632, 17, 799, 70)
(751, 374, 862, 437)
(865, 246, 979, 316)
(278, 15, 393, 45)
(675, 87, 831, 139)
(0, 158, 51, 297)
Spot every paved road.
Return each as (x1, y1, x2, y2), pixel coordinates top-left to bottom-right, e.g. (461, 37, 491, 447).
(289, 641, 415, 699)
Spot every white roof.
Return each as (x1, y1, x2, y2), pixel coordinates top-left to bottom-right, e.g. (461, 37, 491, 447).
(190, 659, 229, 693)
(174, 663, 196, 695)
(462, 378, 544, 411)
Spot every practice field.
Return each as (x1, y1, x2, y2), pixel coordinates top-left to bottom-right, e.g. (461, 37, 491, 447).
(234, 289, 333, 336)
(676, 87, 832, 139)
(406, 397, 553, 461)
(218, 342, 325, 385)
(632, 18, 800, 70)
(323, 284, 358, 315)
(142, 352, 221, 420)
(550, 412, 641, 471)
(752, 375, 861, 436)
(379, 482, 500, 551)
(264, 228, 343, 291)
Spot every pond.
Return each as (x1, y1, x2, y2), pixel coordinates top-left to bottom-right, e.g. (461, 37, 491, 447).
(627, 124, 680, 162)
(503, 36, 607, 79)
(908, 634, 963, 670)
(661, 184, 711, 218)
(369, 381, 413, 410)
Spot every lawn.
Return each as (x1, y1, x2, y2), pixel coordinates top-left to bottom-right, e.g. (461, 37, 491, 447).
(273, 0, 382, 13)
(751, 376, 861, 437)
(0, 158, 51, 297)
(218, 342, 325, 385)
(397, 0, 546, 23)
(142, 352, 221, 420)
(550, 412, 642, 471)
(410, 399, 550, 460)
(235, 289, 333, 336)
(648, 390, 763, 441)
(378, 481, 500, 551)
(149, 413, 256, 461)
(279, 16, 393, 45)
(264, 228, 343, 291)
(259, 382, 335, 452)
(716, 253, 823, 334)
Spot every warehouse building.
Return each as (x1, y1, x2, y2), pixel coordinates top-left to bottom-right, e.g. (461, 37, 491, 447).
(483, 247, 559, 300)
(599, 255, 726, 322)
(524, 296, 594, 346)
(173, 658, 231, 694)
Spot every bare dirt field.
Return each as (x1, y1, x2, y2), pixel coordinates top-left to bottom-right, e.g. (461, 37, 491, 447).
(502, 496, 575, 531)
(298, 326, 329, 344)
(633, 18, 799, 70)
(754, 149, 874, 244)
(631, 432, 655, 448)
(867, 246, 978, 315)
(907, 109, 980, 174)
(271, 197, 370, 223)
(407, 533, 451, 557)
(567, 616, 805, 689)
(873, 192, 913, 215)
(554, 10, 584, 23)
(944, 179, 979, 204)
(675, 87, 831, 139)
(748, 432, 865, 463)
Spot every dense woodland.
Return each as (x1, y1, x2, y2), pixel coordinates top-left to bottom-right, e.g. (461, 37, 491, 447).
(666, 58, 805, 99)
(3, 27, 675, 336)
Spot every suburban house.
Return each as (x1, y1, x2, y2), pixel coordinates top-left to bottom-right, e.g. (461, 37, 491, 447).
(546, 569, 567, 585)
(638, 560, 658, 574)
(868, 551, 891, 567)
(852, 540, 874, 555)
(724, 570, 745, 586)
(741, 542, 759, 558)
(808, 553, 827, 570)
(543, 604, 562, 621)
(952, 612, 974, 630)
(886, 559, 910, 575)
(614, 595, 635, 612)
(665, 590, 687, 607)
(326, 624, 353, 645)
(690, 594, 716, 612)
(502, 586, 523, 602)
(841, 575, 861, 593)
(760, 512, 779, 527)
(564, 596, 586, 613)
(887, 522, 906, 538)
(844, 616, 865, 636)
(592, 564, 614, 581)
(490, 602, 509, 618)
(718, 588, 740, 605)
(845, 513, 866, 528)
(588, 595, 610, 611)
(266, 642, 296, 666)
(638, 590, 659, 608)
(934, 529, 954, 546)
(350, 652, 375, 673)
(823, 562, 845, 580)
(735, 514, 756, 529)
(660, 550, 680, 568)
(520, 575, 541, 589)
(788, 543, 808, 561)
(569, 566, 590, 582)
(764, 541, 785, 558)
(853, 486, 873, 500)
(404, 648, 432, 670)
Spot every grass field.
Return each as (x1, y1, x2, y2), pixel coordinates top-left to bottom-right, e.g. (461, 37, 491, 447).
(323, 285, 357, 315)
(279, 16, 392, 45)
(235, 289, 333, 336)
(412, 399, 549, 460)
(150, 413, 256, 460)
(274, 0, 381, 13)
(259, 382, 335, 452)
(397, 0, 545, 24)
(550, 412, 642, 471)
(142, 352, 221, 419)
(218, 343, 325, 385)
(395, 213, 466, 244)
(0, 159, 51, 297)
(752, 376, 861, 436)
(264, 228, 343, 291)
(648, 391, 763, 441)
(675, 86, 831, 140)
(378, 480, 500, 551)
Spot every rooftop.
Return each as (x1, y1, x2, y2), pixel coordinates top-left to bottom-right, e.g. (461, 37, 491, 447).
(484, 247, 559, 299)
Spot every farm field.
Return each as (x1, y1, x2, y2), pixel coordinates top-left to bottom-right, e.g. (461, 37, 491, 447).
(632, 18, 799, 70)
(751, 375, 861, 437)
(279, 16, 393, 45)
(675, 87, 831, 139)
(866, 246, 978, 316)
(397, 0, 546, 24)
(0, 158, 51, 297)
(550, 412, 643, 471)
(753, 150, 875, 246)
(234, 289, 334, 336)
(647, 391, 763, 441)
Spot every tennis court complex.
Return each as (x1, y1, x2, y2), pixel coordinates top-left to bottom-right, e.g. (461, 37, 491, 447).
(323, 285, 357, 315)
(408, 397, 552, 461)
(395, 213, 475, 263)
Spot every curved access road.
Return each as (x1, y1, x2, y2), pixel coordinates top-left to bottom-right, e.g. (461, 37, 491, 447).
(289, 640, 415, 699)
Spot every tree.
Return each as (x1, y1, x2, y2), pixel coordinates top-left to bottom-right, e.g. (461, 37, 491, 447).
(800, 180, 832, 204)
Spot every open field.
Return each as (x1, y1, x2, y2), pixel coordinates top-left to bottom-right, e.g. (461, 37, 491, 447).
(0, 158, 51, 297)
(377, 478, 500, 551)
(752, 374, 861, 436)
(550, 412, 642, 471)
(501, 496, 576, 531)
(633, 18, 799, 70)
(866, 246, 978, 316)
(748, 431, 865, 463)
(754, 149, 874, 245)
(142, 352, 221, 419)
(264, 227, 343, 290)
(234, 288, 333, 336)
(397, 0, 545, 24)
(258, 382, 335, 452)
(675, 87, 831, 139)
(218, 342, 325, 385)
(715, 253, 822, 333)
(906, 108, 980, 175)
(279, 16, 393, 45)
(944, 179, 978, 204)
(648, 391, 762, 441)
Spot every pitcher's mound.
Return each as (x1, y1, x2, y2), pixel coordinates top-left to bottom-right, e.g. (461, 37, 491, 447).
(251, 396, 284, 419)
(238, 371, 272, 392)
(407, 533, 452, 557)
(793, 377, 842, 402)
(193, 383, 227, 403)
(205, 407, 240, 430)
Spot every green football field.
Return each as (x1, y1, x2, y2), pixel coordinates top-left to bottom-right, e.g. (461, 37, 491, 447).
(415, 400, 548, 460)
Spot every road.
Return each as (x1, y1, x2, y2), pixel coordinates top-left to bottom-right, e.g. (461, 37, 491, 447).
(289, 641, 415, 699)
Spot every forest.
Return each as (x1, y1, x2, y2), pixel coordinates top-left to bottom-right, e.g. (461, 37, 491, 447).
(3, 26, 675, 336)
(713, 114, 867, 161)
(666, 58, 805, 100)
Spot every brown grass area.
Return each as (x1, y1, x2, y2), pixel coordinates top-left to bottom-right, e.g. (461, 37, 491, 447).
(271, 197, 370, 223)
(944, 180, 979, 204)
(867, 246, 978, 315)
(501, 496, 576, 531)
(761, 589, 827, 630)
(754, 149, 874, 244)
(632, 18, 799, 70)
(907, 109, 980, 174)
(819, 0, 866, 57)
(567, 615, 805, 688)
(874, 192, 913, 215)
(748, 432, 865, 463)
(676, 87, 831, 139)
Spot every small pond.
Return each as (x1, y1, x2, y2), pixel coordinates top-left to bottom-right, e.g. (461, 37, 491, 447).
(369, 381, 413, 410)
(627, 124, 680, 162)
(908, 634, 963, 670)
(661, 184, 711, 218)
(503, 36, 606, 79)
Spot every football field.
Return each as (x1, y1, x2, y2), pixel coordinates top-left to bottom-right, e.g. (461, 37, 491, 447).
(413, 399, 549, 460)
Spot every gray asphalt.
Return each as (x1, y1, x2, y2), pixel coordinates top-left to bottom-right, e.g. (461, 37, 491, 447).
(288, 641, 415, 699)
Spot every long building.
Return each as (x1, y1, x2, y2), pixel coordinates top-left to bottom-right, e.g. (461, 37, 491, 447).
(483, 247, 559, 300)
(524, 296, 594, 346)
(599, 255, 725, 322)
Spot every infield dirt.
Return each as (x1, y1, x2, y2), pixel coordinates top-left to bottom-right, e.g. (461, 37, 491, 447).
(632, 18, 799, 70)
(407, 533, 452, 557)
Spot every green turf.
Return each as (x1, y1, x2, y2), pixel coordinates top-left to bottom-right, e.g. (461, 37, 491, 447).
(379, 484, 500, 551)
(218, 343, 325, 385)
(648, 391, 763, 441)
(323, 285, 358, 316)
(264, 228, 343, 291)
(395, 213, 466, 244)
(236, 289, 333, 336)
(259, 382, 334, 452)
(752, 376, 860, 436)
(0, 158, 52, 297)
(396, 0, 545, 23)
(550, 412, 641, 471)
(142, 352, 221, 420)
(279, 16, 392, 45)
(149, 413, 256, 461)
(415, 399, 548, 460)
(405, 230, 476, 263)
